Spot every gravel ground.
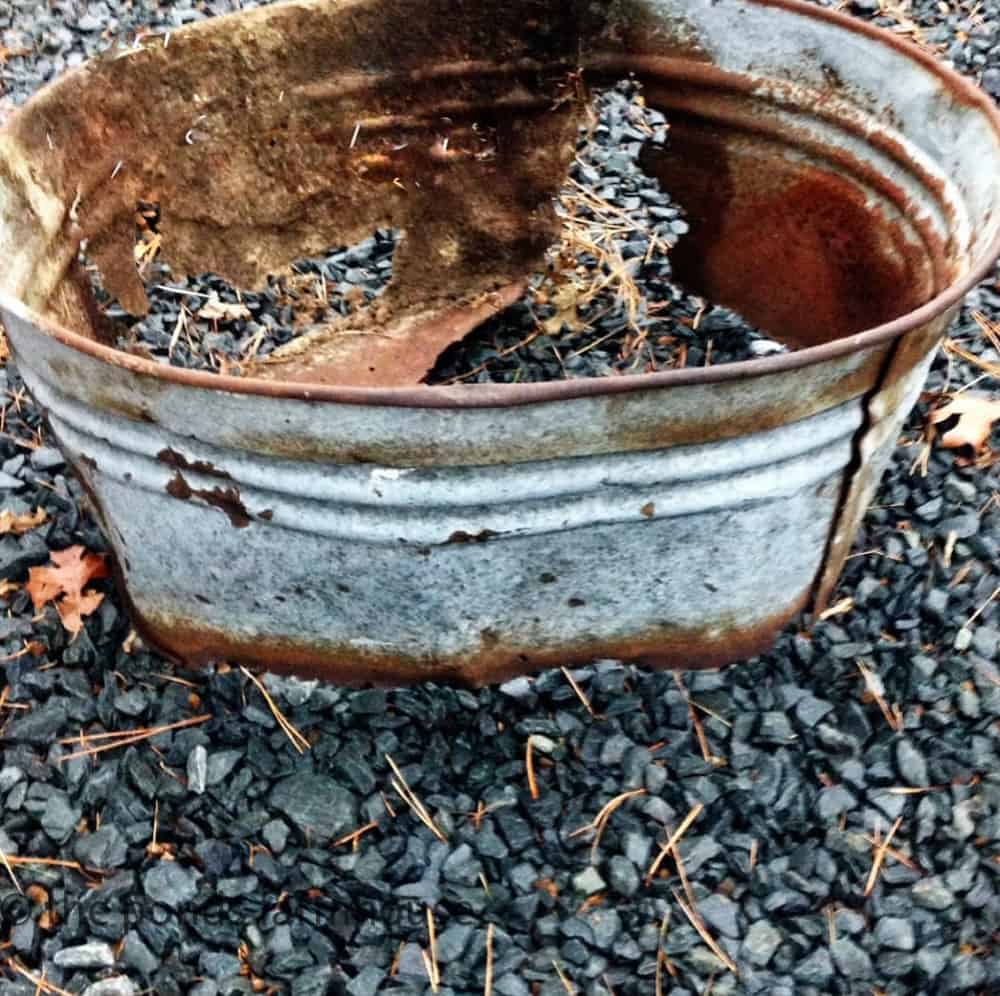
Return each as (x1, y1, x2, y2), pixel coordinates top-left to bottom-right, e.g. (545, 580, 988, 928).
(1, 2, 999, 996)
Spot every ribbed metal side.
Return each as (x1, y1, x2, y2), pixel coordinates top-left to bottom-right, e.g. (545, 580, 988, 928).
(2, 0, 999, 681)
(22, 358, 860, 675)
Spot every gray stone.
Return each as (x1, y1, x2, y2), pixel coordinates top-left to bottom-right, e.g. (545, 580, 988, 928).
(41, 792, 82, 844)
(53, 942, 116, 968)
(818, 784, 857, 820)
(435, 922, 474, 962)
(73, 825, 128, 869)
(795, 948, 834, 985)
(442, 843, 481, 886)
(895, 738, 929, 787)
(205, 749, 242, 786)
(187, 745, 207, 795)
(270, 772, 358, 843)
(572, 866, 606, 895)
(954, 627, 973, 652)
(939, 955, 986, 992)
(143, 861, 201, 909)
(831, 937, 873, 980)
(261, 819, 289, 854)
(874, 917, 915, 952)
(698, 894, 740, 938)
(121, 931, 159, 978)
(937, 513, 979, 539)
(912, 877, 954, 910)
(743, 921, 783, 966)
(81, 979, 136, 996)
(607, 855, 639, 897)
(347, 965, 385, 996)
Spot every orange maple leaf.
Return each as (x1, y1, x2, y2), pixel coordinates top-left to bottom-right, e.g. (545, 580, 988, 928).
(26, 546, 110, 637)
(0, 507, 48, 536)
(931, 394, 1000, 454)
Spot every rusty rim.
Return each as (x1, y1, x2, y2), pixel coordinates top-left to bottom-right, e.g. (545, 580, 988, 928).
(2, 0, 999, 411)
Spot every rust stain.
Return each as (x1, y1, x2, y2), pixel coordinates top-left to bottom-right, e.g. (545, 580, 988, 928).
(132, 591, 810, 688)
(157, 447, 233, 480)
(165, 471, 252, 529)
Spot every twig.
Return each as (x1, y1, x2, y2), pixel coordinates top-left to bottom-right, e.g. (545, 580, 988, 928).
(385, 755, 447, 842)
(646, 803, 704, 884)
(240, 667, 309, 753)
(864, 817, 903, 897)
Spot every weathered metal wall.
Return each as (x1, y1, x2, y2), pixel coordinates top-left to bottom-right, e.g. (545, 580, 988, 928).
(2, 0, 999, 682)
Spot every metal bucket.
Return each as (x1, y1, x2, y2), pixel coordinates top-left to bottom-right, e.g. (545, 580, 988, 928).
(2, 0, 998, 684)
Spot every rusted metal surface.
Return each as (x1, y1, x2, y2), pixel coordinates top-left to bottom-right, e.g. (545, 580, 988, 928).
(2, 0, 999, 683)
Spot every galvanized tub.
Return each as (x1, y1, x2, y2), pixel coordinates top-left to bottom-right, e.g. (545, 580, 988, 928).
(1, 0, 999, 684)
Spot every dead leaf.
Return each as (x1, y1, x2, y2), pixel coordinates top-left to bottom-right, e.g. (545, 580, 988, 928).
(26, 546, 110, 637)
(542, 281, 587, 336)
(931, 394, 1000, 454)
(0, 507, 48, 536)
(198, 295, 252, 323)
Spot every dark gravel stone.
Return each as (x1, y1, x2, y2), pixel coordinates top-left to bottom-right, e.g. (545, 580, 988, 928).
(895, 738, 930, 786)
(874, 917, 915, 952)
(270, 772, 357, 843)
(73, 826, 128, 869)
(53, 942, 116, 968)
(143, 862, 201, 909)
(743, 921, 783, 966)
(831, 937, 873, 980)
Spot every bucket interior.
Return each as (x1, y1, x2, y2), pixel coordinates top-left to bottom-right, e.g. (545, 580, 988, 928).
(1, 0, 998, 382)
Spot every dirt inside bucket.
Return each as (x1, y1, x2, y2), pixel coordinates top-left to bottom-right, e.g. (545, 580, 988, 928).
(86, 82, 786, 385)
(10, 0, 940, 389)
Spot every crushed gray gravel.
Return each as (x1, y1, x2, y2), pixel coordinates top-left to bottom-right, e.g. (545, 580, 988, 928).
(1, 2, 999, 996)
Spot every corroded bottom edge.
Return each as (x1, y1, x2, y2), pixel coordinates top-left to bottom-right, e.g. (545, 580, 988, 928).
(129, 595, 811, 689)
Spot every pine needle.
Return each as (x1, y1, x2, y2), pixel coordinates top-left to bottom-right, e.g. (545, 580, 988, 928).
(570, 789, 646, 863)
(0, 845, 21, 893)
(672, 889, 739, 976)
(484, 924, 495, 996)
(58, 714, 211, 762)
(861, 829, 921, 874)
(332, 821, 379, 850)
(5, 961, 73, 996)
(240, 667, 309, 753)
(385, 754, 447, 842)
(426, 907, 440, 992)
(552, 960, 576, 996)
(655, 909, 675, 996)
(526, 737, 540, 801)
(864, 817, 903, 897)
(561, 667, 597, 718)
(646, 803, 704, 884)
(857, 661, 902, 732)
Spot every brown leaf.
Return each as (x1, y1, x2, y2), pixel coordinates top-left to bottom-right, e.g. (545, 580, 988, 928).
(198, 296, 252, 323)
(26, 546, 110, 636)
(0, 507, 48, 536)
(931, 394, 1000, 454)
(542, 281, 587, 336)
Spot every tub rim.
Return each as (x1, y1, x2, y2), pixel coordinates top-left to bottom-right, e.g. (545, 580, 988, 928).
(2, 0, 999, 411)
